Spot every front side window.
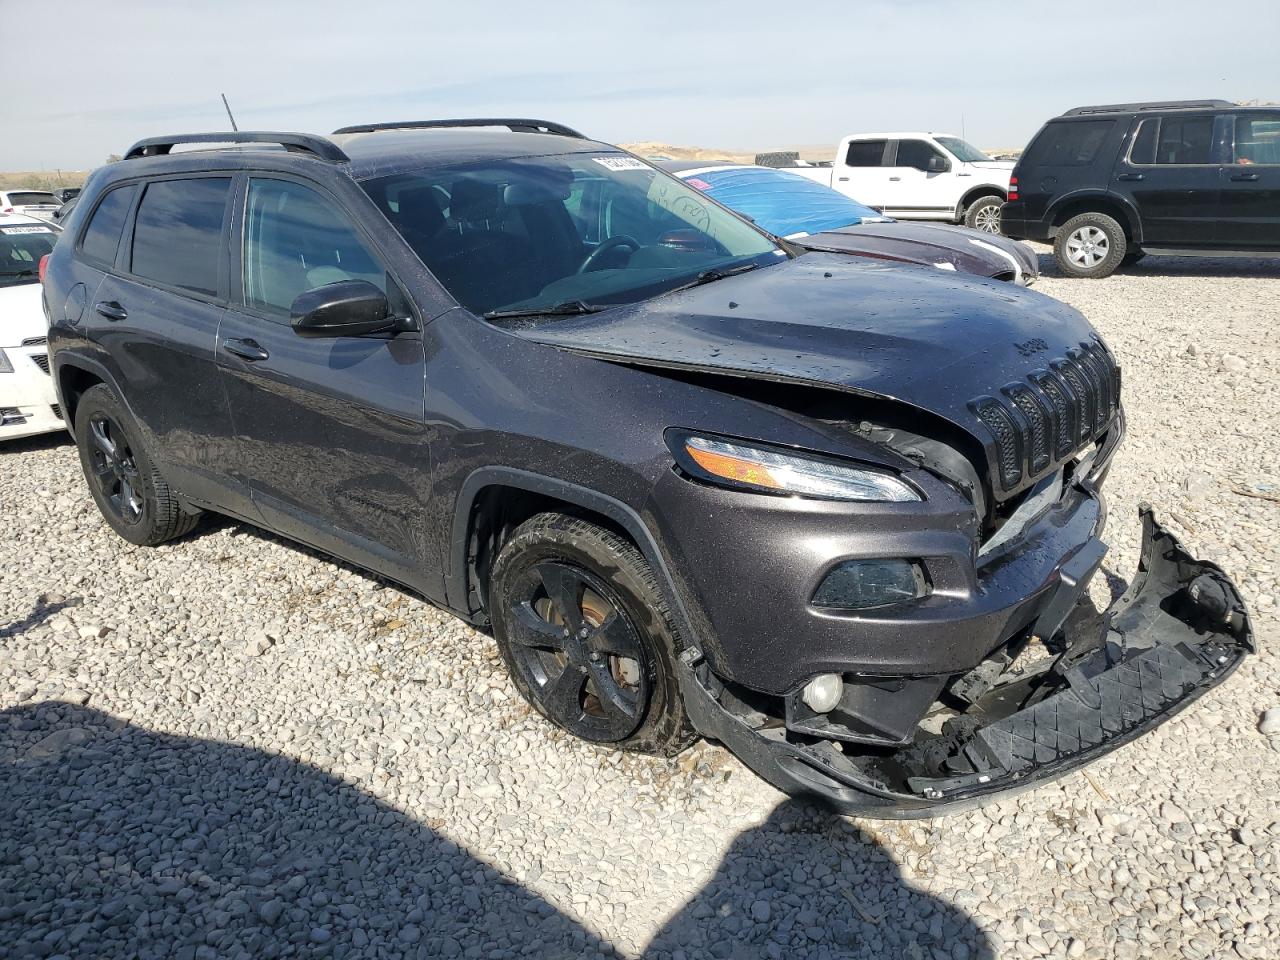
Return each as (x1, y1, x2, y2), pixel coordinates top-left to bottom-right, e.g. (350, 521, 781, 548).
(1233, 115, 1280, 165)
(0, 223, 57, 288)
(895, 140, 945, 170)
(844, 140, 887, 167)
(80, 184, 136, 265)
(130, 178, 231, 296)
(243, 179, 386, 316)
(362, 153, 781, 316)
(1023, 120, 1114, 167)
(1153, 116, 1214, 165)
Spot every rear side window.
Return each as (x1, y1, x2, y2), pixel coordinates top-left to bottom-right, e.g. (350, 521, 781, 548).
(1023, 120, 1114, 167)
(130, 178, 231, 296)
(1153, 115, 1213, 164)
(80, 185, 137, 265)
(1234, 115, 1280, 165)
(844, 140, 887, 166)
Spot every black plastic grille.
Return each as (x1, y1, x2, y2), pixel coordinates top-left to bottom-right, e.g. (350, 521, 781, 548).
(30, 354, 50, 375)
(973, 341, 1120, 493)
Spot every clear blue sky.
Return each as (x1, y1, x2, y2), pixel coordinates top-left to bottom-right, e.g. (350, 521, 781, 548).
(7, 0, 1277, 170)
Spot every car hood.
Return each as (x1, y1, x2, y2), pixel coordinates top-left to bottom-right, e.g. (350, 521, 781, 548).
(799, 222, 1039, 282)
(502, 254, 1111, 499)
(0, 282, 47, 347)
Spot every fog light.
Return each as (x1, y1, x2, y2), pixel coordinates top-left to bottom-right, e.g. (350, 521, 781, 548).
(812, 559, 925, 610)
(801, 673, 844, 714)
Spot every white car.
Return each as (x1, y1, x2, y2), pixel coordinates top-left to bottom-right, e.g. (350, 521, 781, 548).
(768, 133, 1015, 233)
(1, 215, 63, 441)
(1, 189, 62, 223)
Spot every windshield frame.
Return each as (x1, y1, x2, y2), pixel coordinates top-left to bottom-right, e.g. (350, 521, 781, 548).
(360, 151, 787, 318)
(934, 137, 993, 163)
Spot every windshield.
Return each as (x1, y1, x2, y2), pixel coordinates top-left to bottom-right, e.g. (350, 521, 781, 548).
(935, 137, 992, 163)
(361, 153, 782, 316)
(679, 166, 888, 237)
(0, 224, 57, 287)
(7, 192, 59, 206)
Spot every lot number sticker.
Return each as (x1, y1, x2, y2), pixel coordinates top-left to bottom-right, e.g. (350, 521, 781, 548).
(1, 225, 53, 235)
(592, 156, 649, 171)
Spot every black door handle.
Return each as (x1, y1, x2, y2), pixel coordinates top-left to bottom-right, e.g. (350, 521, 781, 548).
(1230, 172, 1260, 182)
(94, 300, 128, 321)
(1117, 173, 1145, 182)
(222, 338, 270, 362)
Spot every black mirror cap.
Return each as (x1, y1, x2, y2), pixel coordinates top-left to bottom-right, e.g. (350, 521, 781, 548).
(290, 280, 396, 338)
(927, 156, 951, 173)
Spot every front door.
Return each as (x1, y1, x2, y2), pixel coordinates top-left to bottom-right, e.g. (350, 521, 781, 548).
(216, 175, 435, 594)
(1220, 113, 1280, 248)
(882, 139, 955, 219)
(1119, 114, 1226, 246)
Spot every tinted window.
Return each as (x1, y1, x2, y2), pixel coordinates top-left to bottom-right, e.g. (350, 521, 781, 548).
(1154, 116, 1213, 164)
(1023, 120, 1114, 167)
(844, 140, 887, 167)
(1234, 115, 1280, 165)
(243, 178, 386, 316)
(1129, 119, 1157, 165)
(8, 192, 59, 206)
(0, 224, 58, 288)
(131, 178, 230, 296)
(80, 185, 136, 265)
(895, 140, 944, 169)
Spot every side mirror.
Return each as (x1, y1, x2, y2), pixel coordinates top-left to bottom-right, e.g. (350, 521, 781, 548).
(290, 280, 399, 338)
(927, 156, 951, 174)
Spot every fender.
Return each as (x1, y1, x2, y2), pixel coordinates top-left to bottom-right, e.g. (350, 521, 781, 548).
(1045, 189, 1145, 244)
(50, 351, 136, 439)
(447, 466, 703, 651)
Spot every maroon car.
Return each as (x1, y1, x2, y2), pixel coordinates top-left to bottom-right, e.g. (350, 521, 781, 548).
(658, 160, 1039, 284)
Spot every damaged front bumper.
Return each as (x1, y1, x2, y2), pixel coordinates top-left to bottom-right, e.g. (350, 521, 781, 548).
(678, 507, 1253, 817)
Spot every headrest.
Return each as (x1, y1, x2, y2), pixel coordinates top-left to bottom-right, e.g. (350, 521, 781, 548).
(449, 179, 503, 223)
(393, 187, 445, 237)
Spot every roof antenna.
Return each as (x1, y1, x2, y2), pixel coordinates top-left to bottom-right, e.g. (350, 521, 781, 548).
(221, 93, 239, 132)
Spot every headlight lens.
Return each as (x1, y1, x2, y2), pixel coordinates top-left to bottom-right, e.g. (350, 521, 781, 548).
(674, 433, 921, 502)
(0, 350, 13, 374)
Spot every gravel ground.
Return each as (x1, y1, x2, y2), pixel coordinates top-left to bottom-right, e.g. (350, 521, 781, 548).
(2, 251, 1278, 959)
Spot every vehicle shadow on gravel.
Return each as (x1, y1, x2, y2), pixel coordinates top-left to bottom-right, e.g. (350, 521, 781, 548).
(0, 702, 993, 960)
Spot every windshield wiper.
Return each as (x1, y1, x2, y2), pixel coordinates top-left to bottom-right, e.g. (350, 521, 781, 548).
(662, 261, 761, 298)
(483, 299, 606, 321)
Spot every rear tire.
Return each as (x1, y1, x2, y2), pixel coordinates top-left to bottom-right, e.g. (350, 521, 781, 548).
(73, 384, 200, 546)
(964, 195, 1004, 234)
(1054, 212, 1127, 278)
(489, 513, 696, 757)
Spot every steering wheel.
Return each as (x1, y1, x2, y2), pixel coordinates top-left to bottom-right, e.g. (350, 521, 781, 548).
(577, 235, 640, 274)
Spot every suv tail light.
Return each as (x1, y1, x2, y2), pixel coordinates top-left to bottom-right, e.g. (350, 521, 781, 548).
(1007, 176, 1019, 202)
(38, 254, 50, 283)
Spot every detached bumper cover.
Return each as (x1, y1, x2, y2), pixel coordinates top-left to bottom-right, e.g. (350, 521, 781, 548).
(679, 507, 1252, 817)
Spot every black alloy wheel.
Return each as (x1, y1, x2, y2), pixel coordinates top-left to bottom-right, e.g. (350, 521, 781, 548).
(505, 560, 648, 742)
(85, 412, 143, 525)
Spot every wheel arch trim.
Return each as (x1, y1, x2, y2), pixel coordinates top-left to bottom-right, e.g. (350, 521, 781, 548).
(1046, 190, 1143, 243)
(52, 353, 134, 438)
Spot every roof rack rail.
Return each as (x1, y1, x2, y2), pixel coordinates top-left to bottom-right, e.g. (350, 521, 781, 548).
(331, 118, 586, 139)
(123, 132, 349, 162)
(1062, 99, 1235, 117)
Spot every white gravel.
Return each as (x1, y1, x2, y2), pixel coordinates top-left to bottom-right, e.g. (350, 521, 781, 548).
(2, 250, 1278, 959)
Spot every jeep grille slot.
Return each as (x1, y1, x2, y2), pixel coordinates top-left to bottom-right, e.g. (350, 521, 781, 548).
(973, 341, 1120, 493)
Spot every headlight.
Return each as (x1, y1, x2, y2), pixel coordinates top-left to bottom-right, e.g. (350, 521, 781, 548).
(670, 432, 921, 502)
(0, 350, 13, 374)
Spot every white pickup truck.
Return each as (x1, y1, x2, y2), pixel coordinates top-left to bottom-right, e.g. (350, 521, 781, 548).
(769, 132, 1015, 233)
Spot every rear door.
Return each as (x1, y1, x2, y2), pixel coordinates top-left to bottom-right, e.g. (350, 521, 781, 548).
(882, 138, 955, 218)
(217, 174, 433, 591)
(1119, 113, 1227, 245)
(87, 175, 248, 514)
(1220, 112, 1280, 248)
(830, 138, 891, 207)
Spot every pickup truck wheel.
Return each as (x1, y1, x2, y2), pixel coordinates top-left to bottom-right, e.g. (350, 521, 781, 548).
(490, 513, 696, 756)
(73, 384, 201, 546)
(964, 195, 1004, 233)
(1054, 212, 1127, 278)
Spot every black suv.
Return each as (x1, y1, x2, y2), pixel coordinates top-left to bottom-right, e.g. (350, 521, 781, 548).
(1001, 100, 1280, 277)
(43, 121, 1252, 815)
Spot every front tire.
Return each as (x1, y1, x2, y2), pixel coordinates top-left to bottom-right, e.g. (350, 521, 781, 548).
(964, 195, 1004, 233)
(73, 384, 200, 546)
(489, 513, 695, 756)
(1054, 212, 1127, 278)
